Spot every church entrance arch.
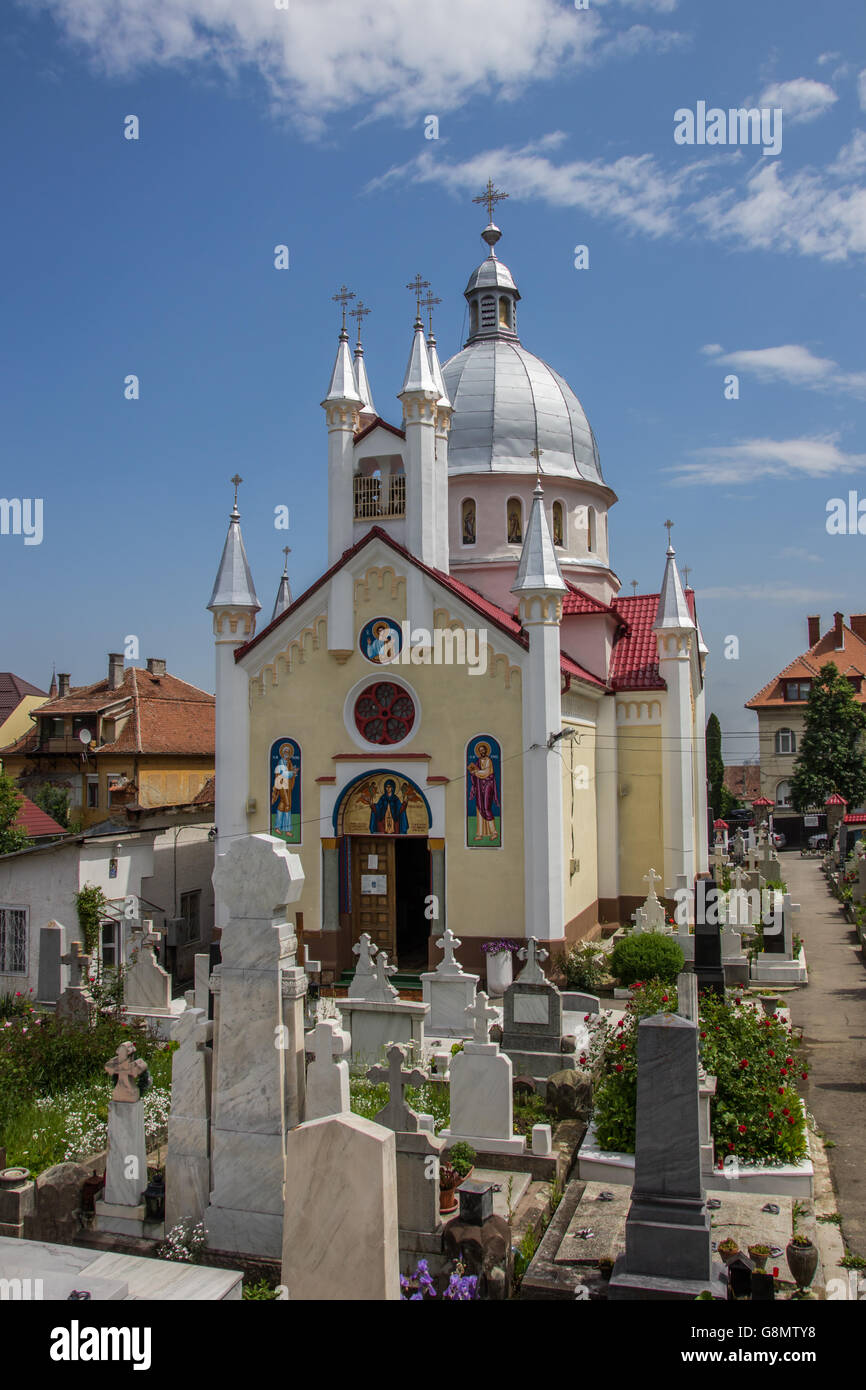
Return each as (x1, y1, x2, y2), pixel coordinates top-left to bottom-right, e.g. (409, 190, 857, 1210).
(334, 771, 433, 972)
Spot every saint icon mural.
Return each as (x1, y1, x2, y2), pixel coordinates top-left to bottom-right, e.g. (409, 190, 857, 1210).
(466, 735, 502, 847)
(269, 738, 301, 844)
(359, 616, 402, 665)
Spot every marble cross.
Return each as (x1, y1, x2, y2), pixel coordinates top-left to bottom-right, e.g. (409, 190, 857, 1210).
(309, 1017, 350, 1064)
(435, 927, 463, 974)
(367, 1043, 428, 1133)
(173, 1005, 213, 1052)
(61, 941, 90, 987)
(730, 865, 748, 894)
(464, 990, 498, 1044)
(643, 867, 662, 899)
(516, 937, 549, 984)
(105, 1042, 147, 1103)
(374, 952, 398, 999)
(352, 932, 377, 973)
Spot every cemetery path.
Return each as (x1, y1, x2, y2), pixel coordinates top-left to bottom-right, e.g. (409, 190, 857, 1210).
(783, 854, 866, 1257)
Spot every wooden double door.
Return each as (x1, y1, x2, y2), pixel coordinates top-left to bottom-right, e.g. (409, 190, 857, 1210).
(351, 836, 397, 958)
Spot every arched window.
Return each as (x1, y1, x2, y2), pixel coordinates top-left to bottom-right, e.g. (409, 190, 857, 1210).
(587, 506, 597, 553)
(469, 301, 478, 335)
(775, 728, 796, 755)
(776, 780, 792, 808)
(507, 498, 523, 544)
(552, 501, 564, 548)
(462, 498, 476, 546)
(498, 297, 510, 327)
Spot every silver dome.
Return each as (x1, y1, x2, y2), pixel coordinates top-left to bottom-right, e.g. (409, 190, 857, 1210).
(441, 338, 604, 483)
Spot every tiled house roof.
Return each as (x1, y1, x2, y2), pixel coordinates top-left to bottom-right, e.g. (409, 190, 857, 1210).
(747, 619, 866, 708)
(14, 795, 66, 839)
(0, 672, 47, 724)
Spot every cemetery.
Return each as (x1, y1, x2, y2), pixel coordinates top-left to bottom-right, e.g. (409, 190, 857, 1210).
(0, 831, 852, 1304)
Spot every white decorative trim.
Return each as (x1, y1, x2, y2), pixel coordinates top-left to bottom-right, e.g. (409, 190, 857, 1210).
(616, 698, 663, 725)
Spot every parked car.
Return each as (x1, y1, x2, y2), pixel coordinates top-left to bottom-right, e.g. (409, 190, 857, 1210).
(771, 831, 786, 849)
(726, 808, 755, 829)
(808, 832, 828, 851)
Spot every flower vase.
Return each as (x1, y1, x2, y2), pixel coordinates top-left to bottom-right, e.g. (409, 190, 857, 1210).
(486, 950, 513, 997)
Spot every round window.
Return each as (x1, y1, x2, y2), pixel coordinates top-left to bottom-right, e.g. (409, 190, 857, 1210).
(353, 682, 416, 745)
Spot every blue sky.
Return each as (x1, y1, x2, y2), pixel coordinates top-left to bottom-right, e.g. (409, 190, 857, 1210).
(2, 0, 864, 763)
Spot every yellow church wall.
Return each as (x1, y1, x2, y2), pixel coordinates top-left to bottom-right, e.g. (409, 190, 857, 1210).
(245, 565, 527, 943)
(561, 716, 600, 934)
(615, 711, 664, 900)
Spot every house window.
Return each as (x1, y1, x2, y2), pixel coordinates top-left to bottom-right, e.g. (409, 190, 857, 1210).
(0, 908, 27, 974)
(507, 498, 523, 544)
(848, 676, 862, 693)
(180, 890, 201, 945)
(45, 717, 64, 739)
(461, 498, 476, 546)
(775, 728, 797, 755)
(552, 501, 564, 548)
(100, 920, 119, 969)
(86, 776, 99, 809)
(107, 774, 126, 805)
(776, 780, 793, 809)
(72, 717, 92, 739)
(785, 680, 811, 701)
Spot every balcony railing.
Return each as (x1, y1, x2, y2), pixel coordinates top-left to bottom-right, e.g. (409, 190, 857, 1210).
(354, 474, 405, 520)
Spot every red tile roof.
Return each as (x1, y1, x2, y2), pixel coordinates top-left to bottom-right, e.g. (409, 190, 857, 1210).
(15, 795, 66, 839)
(826, 792, 848, 806)
(747, 619, 866, 708)
(608, 593, 665, 691)
(0, 673, 47, 725)
(0, 667, 214, 758)
(561, 583, 617, 616)
(843, 812, 866, 824)
(192, 776, 215, 805)
(238, 526, 608, 690)
(354, 416, 406, 445)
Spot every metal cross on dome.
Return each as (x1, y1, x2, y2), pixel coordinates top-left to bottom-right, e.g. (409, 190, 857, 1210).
(231, 474, 243, 509)
(350, 299, 371, 344)
(664, 518, 675, 547)
(473, 178, 509, 223)
(406, 273, 431, 320)
(332, 283, 355, 331)
(530, 445, 544, 483)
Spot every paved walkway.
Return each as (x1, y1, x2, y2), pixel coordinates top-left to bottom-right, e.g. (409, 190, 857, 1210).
(783, 853, 866, 1257)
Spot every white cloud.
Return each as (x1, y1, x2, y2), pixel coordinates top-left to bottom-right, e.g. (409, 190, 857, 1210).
(20, 0, 680, 130)
(699, 343, 866, 399)
(817, 52, 841, 67)
(670, 434, 866, 486)
(758, 77, 837, 124)
(778, 547, 823, 564)
(829, 129, 866, 177)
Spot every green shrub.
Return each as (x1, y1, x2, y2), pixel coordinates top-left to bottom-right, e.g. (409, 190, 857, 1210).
(609, 932, 684, 986)
(553, 942, 605, 991)
(445, 1141, 476, 1176)
(0, 989, 37, 1019)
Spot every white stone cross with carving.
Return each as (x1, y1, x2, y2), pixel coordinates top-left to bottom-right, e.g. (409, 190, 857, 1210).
(308, 1017, 350, 1065)
(61, 940, 90, 987)
(643, 867, 662, 898)
(373, 951, 398, 1000)
(730, 865, 748, 894)
(464, 990, 498, 1044)
(367, 1043, 428, 1133)
(353, 932, 377, 971)
(105, 1040, 147, 1103)
(516, 937, 549, 984)
(435, 927, 464, 975)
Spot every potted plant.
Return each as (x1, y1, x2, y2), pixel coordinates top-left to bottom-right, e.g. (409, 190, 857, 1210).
(717, 1238, 740, 1265)
(439, 1163, 463, 1214)
(786, 1234, 819, 1290)
(446, 1142, 476, 1181)
(748, 1243, 770, 1270)
(482, 939, 519, 996)
(756, 992, 780, 1017)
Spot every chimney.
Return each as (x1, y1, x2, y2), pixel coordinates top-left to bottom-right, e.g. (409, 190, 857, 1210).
(807, 615, 820, 647)
(834, 612, 844, 650)
(108, 653, 125, 689)
(57, 673, 70, 698)
(850, 614, 866, 643)
(146, 657, 166, 678)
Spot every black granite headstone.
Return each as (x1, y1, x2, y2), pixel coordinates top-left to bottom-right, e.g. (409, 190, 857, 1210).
(694, 878, 725, 997)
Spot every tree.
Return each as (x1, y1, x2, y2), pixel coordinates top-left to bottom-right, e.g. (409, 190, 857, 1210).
(0, 770, 32, 855)
(32, 782, 70, 829)
(706, 713, 725, 820)
(791, 662, 866, 812)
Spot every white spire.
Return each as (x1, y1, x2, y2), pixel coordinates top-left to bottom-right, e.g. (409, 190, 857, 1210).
(400, 317, 438, 397)
(271, 549, 292, 622)
(427, 333, 451, 410)
(208, 491, 260, 614)
(353, 343, 376, 416)
(511, 480, 567, 595)
(653, 543, 695, 631)
(323, 328, 363, 406)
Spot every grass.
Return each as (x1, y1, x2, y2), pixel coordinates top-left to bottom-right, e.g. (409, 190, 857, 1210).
(3, 1077, 172, 1174)
(817, 1212, 843, 1225)
(349, 1076, 451, 1133)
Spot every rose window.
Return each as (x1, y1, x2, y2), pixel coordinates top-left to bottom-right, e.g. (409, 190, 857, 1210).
(354, 682, 416, 745)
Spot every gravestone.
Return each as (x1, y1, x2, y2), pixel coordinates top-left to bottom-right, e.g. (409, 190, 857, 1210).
(420, 928, 479, 1037)
(55, 941, 94, 1024)
(367, 1043, 446, 1274)
(633, 868, 667, 932)
(193, 953, 211, 1012)
(441, 993, 526, 1155)
(609, 1013, 726, 1300)
(340, 936, 427, 1063)
(204, 833, 307, 1259)
(305, 1015, 351, 1121)
(124, 924, 172, 1012)
(750, 893, 806, 984)
(676, 969, 698, 1023)
(693, 879, 725, 999)
(165, 1006, 213, 1232)
(36, 921, 63, 1003)
(281, 1113, 400, 1300)
(94, 1042, 152, 1239)
(501, 938, 576, 1080)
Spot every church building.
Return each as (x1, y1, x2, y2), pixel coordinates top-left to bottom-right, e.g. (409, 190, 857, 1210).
(208, 195, 709, 980)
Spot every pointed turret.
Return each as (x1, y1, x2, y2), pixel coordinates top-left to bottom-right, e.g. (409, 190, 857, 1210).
(48, 667, 57, 699)
(323, 293, 364, 568)
(350, 299, 376, 417)
(323, 327, 364, 408)
(208, 493, 260, 616)
(511, 480, 568, 596)
(653, 542, 694, 632)
(271, 548, 293, 623)
(400, 316, 438, 397)
(399, 291, 442, 568)
(652, 525, 700, 890)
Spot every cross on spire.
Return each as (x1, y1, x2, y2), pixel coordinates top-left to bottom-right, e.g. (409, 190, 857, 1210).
(406, 273, 431, 321)
(350, 298, 371, 344)
(473, 178, 509, 223)
(422, 290, 442, 338)
(530, 446, 544, 484)
(332, 284, 356, 332)
(366, 1043, 428, 1133)
(231, 474, 243, 511)
(664, 518, 674, 549)
(631, 580, 639, 597)
(682, 565, 691, 588)
(282, 545, 291, 573)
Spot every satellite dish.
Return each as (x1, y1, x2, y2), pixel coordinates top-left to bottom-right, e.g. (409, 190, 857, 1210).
(79, 729, 92, 745)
